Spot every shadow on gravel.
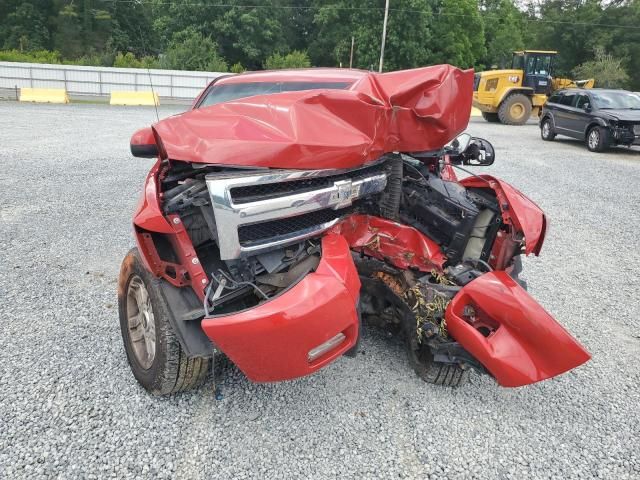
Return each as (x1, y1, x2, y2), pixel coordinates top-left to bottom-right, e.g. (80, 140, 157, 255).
(196, 324, 489, 407)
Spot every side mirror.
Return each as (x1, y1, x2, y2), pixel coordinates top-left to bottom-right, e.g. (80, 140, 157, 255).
(450, 133, 472, 154)
(584, 104, 591, 112)
(130, 127, 159, 158)
(461, 137, 495, 166)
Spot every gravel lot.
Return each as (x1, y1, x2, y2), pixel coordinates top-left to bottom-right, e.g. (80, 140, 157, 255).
(1, 102, 639, 479)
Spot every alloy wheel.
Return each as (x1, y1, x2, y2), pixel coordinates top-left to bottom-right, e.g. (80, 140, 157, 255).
(126, 275, 156, 370)
(588, 129, 600, 150)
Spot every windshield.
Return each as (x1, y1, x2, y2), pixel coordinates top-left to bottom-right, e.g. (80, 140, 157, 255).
(512, 54, 524, 70)
(591, 91, 640, 109)
(198, 81, 352, 107)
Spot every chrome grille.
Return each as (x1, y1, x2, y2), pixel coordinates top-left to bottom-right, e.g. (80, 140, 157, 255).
(238, 207, 354, 246)
(230, 163, 387, 204)
(206, 162, 388, 260)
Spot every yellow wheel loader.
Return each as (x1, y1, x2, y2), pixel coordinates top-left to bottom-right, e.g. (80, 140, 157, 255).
(473, 50, 595, 125)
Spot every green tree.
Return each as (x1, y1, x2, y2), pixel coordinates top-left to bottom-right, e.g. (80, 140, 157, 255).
(211, 1, 288, 70)
(573, 47, 629, 88)
(107, 0, 157, 58)
(0, 3, 50, 51)
(53, 4, 84, 58)
(603, 0, 640, 90)
(524, 0, 640, 88)
(161, 28, 228, 72)
(264, 50, 311, 69)
(230, 62, 246, 73)
(430, 0, 486, 68)
(526, 0, 606, 78)
(480, 0, 525, 69)
(0, 49, 62, 63)
(309, 0, 434, 71)
(3, 0, 637, 90)
(113, 52, 159, 69)
(150, 0, 288, 70)
(149, 0, 213, 50)
(278, 0, 315, 55)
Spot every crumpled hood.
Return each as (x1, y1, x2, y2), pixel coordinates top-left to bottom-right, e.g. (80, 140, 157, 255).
(153, 65, 473, 170)
(599, 109, 640, 122)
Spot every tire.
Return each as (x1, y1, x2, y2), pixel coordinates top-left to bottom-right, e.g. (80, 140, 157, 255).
(481, 112, 500, 123)
(540, 117, 556, 141)
(498, 93, 532, 125)
(406, 332, 468, 387)
(586, 126, 610, 152)
(118, 248, 210, 395)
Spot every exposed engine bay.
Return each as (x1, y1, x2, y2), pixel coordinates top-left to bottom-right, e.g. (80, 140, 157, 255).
(162, 155, 506, 300)
(151, 149, 525, 385)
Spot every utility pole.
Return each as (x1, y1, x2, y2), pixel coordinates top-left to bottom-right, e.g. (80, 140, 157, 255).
(379, 0, 390, 72)
(349, 36, 355, 69)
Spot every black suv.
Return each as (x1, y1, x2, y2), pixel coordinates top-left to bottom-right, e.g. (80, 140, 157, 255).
(539, 88, 640, 152)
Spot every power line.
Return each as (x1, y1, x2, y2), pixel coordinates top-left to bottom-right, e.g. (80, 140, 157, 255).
(102, 0, 640, 30)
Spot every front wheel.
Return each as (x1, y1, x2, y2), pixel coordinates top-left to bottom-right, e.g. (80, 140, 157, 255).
(118, 248, 210, 395)
(540, 118, 556, 141)
(586, 126, 609, 152)
(498, 94, 532, 125)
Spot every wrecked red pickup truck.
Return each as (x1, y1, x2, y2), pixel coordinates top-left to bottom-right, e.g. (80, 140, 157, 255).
(118, 65, 590, 395)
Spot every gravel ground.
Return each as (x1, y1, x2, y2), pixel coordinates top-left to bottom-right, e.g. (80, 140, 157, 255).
(1, 102, 639, 480)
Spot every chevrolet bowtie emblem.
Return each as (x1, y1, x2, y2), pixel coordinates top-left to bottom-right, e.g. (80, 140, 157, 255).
(333, 179, 354, 209)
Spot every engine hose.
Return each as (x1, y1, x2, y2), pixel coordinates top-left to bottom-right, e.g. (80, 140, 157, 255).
(380, 155, 403, 220)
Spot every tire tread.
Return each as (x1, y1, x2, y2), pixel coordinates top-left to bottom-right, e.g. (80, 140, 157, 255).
(118, 248, 210, 396)
(498, 93, 532, 125)
(586, 126, 610, 152)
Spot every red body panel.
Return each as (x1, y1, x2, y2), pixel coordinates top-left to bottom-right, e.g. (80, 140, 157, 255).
(132, 162, 209, 299)
(201, 234, 360, 382)
(331, 214, 446, 272)
(445, 271, 591, 387)
(461, 175, 546, 255)
(153, 65, 473, 169)
(132, 161, 172, 234)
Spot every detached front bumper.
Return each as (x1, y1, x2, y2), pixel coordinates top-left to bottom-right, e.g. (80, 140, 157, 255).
(201, 234, 361, 382)
(445, 271, 591, 387)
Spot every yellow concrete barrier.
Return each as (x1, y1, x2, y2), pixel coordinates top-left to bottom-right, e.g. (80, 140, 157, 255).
(110, 91, 160, 106)
(471, 107, 482, 117)
(19, 88, 69, 104)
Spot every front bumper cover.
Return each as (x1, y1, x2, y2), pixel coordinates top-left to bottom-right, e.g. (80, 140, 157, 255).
(445, 271, 591, 387)
(201, 234, 360, 382)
